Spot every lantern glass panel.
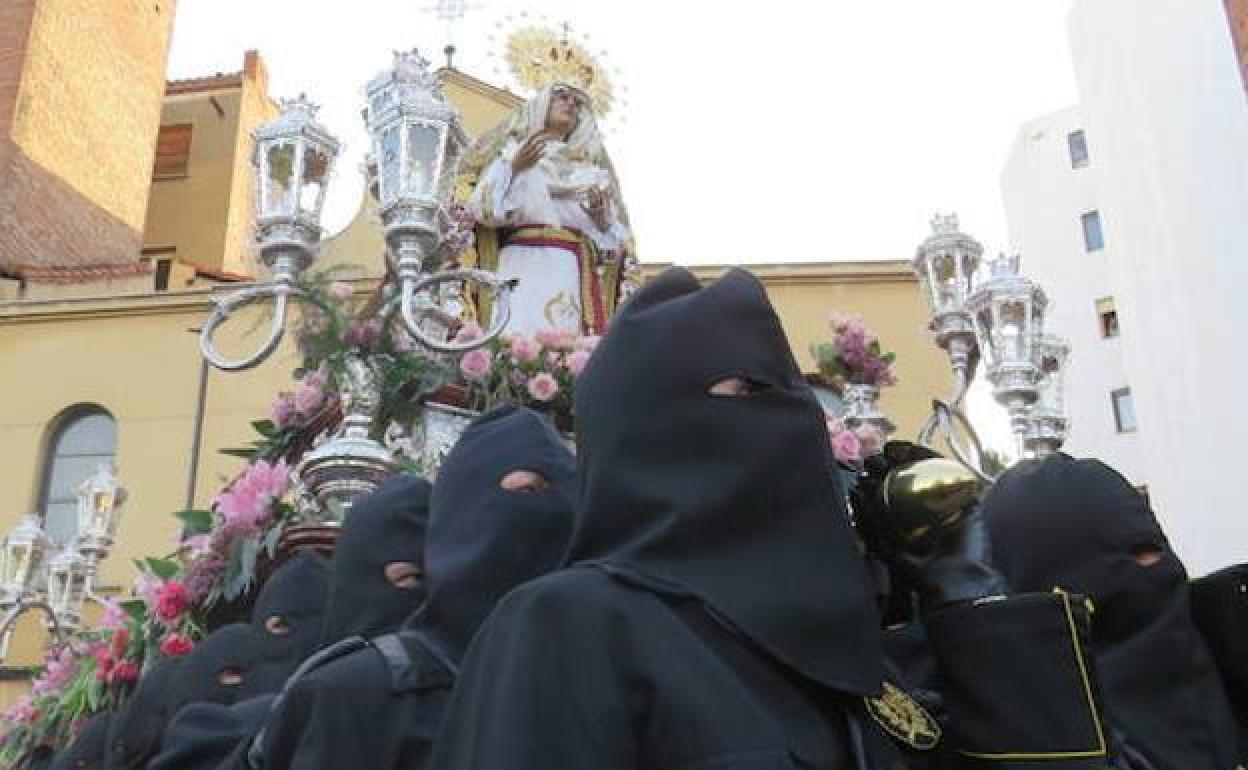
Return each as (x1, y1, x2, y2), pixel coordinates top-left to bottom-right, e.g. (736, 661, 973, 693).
(932, 253, 959, 311)
(299, 146, 330, 216)
(379, 125, 401, 204)
(264, 142, 297, 216)
(404, 123, 440, 198)
(975, 307, 998, 368)
(4, 543, 30, 590)
(999, 300, 1027, 362)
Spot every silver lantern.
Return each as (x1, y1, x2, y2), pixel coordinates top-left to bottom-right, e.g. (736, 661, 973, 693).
(1026, 334, 1071, 457)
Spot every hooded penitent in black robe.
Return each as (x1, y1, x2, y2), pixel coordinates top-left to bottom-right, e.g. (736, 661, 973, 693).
(983, 454, 1241, 770)
(1191, 564, 1248, 758)
(46, 713, 111, 770)
(140, 475, 432, 770)
(104, 656, 181, 770)
(248, 550, 332, 667)
(316, 474, 432, 646)
(253, 406, 577, 770)
(431, 267, 906, 770)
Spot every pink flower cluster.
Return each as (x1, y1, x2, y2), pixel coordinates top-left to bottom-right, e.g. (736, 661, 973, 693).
(820, 313, 898, 388)
(826, 417, 885, 465)
(2, 696, 36, 725)
(93, 629, 138, 685)
(214, 458, 290, 537)
(457, 329, 599, 411)
(344, 318, 384, 350)
(272, 367, 332, 428)
(440, 203, 477, 260)
(31, 647, 76, 697)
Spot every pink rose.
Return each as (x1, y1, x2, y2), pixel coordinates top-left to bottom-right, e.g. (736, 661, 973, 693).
(831, 428, 862, 464)
(459, 348, 492, 381)
(303, 365, 329, 391)
(160, 632, 195, 657)
(111, 660, 139, 684)
(327, 281, 354, 301)
(825, 416, 846, 436)
(527, 372, 559, 402)
(454, 321, 484, 344)
(567, 349, 591, 377)
(155, 580, 188, 624)
(510, 335, 540, 363)
(535, 328, 575, 350)
(854, 424, 885, 458)
(574, 335, 601, 352)
(270, 391, 297, 427)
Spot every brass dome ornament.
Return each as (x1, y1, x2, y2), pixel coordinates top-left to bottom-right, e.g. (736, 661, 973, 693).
(880, 458, 985, 549)
(492, 17, 625, 121)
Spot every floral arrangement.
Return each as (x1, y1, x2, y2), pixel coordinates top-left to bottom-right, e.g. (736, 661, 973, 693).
(826, 416, 885, 467)
(812, 312, 897, 390)
(452, 326, 599, 427)
(1, 266, 461, 763)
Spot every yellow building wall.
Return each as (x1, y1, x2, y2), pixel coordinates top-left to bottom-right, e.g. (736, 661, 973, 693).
(11, 0, 176, 234)
(222, 56, 279, 277)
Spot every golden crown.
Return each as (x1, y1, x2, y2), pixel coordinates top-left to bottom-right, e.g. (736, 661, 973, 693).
(503, 24, 615, 118)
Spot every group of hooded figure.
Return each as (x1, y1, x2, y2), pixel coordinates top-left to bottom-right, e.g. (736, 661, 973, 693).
(27, 267, 1248, 770)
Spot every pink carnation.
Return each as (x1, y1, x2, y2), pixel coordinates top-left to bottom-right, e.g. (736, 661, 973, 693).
(327, 281, 354, 301)
(831, 428, 862, 464)
(527, 372, 559, 402)
(32, 647, 76, 697)
(155, 580, 188, 623)
(459, 348, 493, 381)
(214, 458, 290, 536)
(567, 349, 591, 377)
(510, 334, 540, 363)
(111, 660, 139, 684)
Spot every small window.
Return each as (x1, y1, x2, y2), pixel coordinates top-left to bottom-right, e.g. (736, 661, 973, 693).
(154, 124, 192, 179)
(1082, 210, 1105, 252)
(1096, 297, 1120, 338)
(1111, 387, 1137, 433)
(38, 408, 118, 546)
(1068, 130, 1090, 169)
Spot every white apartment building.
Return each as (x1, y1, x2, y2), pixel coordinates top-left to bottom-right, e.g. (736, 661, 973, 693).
(1002, 0, 1248, 574)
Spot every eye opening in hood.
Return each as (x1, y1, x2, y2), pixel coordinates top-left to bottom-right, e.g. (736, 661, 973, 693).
(263, 614, 291, 635)
(499, 468, 552, 493)
(216, 666, 243, 687)
(706, 373, 774, 397)
(384, 560, 424, 589)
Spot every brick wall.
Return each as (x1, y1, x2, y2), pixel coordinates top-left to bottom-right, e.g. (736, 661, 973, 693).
(0, 0, 177, 276)
(1228, 0, 1248, 95)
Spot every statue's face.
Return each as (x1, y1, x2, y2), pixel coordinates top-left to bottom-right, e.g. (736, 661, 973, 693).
(545, 86, 584, 137)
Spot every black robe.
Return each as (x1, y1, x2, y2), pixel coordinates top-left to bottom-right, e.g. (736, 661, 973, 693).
(46, 713, 111, 770)
(983, 454, 1241, 770)
(1191, 563, 1248, 759)
(433, 269, 1134, 770)
(254, 406, 577, 770)
(142, 475, 433, 770)
(104, 657, 181, 770)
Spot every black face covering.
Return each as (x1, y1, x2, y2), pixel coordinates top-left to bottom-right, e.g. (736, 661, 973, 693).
(49, 713, 111, 770)
(983, 454, 1239, 770)
(105, 657, 181, 770)
(414, 406, 576, 667)
(318, 475, 431, 646)
(250, 550, 331, 665)
(167, 623, 296, 717)
(567, 267, 882, 695)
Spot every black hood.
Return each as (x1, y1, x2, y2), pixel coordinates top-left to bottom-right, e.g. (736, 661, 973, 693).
(566, 267, 882, 695)
(49, 713, 111, 770)
(167, 623, 296, 717)
(983, 454, 1238, 770)
(250, 550, 331, 664)
(105, 656, 181, 770)
(414, 406, 576, 667)
(318, 475, 431, 646)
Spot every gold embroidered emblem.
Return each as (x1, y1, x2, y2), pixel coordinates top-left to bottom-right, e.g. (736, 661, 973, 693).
(865, 681, 941, 751)
(544, 290, 581, 327)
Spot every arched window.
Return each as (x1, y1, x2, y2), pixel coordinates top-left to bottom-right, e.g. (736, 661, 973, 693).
(38, 407, 117, 546)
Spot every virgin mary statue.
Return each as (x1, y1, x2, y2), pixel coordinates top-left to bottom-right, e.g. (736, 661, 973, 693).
(454, 83, 638, 336)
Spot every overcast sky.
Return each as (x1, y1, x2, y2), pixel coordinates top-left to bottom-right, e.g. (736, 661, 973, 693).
(167, 0, 1080, 266)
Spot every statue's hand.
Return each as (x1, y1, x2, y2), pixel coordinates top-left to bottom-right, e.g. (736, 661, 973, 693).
(511, 132, 552, 175)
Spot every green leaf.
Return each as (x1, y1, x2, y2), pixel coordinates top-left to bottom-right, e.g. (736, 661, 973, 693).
(219, 447, 257, 459)
(142, 557, 179, 580)
(172, 509, 215, 536)
(251, 419, 278, 438)
(120, 599, 147, 623)
(263, 524, 283, 558)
